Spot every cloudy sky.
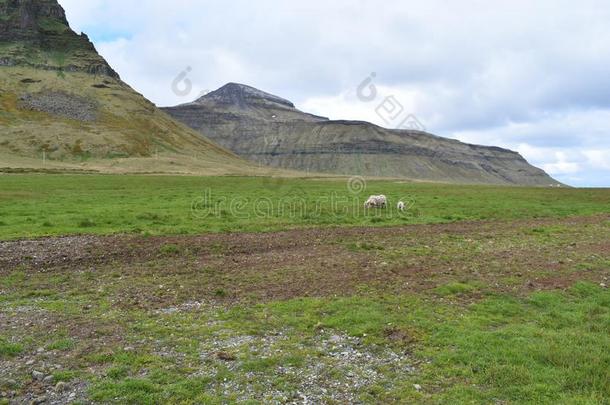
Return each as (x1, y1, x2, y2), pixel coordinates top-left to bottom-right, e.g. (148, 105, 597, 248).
(59, 0, 610, 187)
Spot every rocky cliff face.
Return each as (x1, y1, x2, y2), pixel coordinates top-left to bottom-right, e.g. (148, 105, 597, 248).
(164, 83, 558, 186)
(0, 0, 68, 41)
(0, 0, 118, 77)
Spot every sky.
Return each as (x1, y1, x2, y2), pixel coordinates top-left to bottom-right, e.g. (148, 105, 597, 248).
(59, 0, 610, 187)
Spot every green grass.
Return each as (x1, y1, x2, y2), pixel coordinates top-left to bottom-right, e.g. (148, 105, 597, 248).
(0, 336, 23, 358)
(434, 281, 481, 296)
(52, 370, 81, 383)
(114, 285, 609, 403)
(422, 283, 610, 403)
(269, 285, 609, 403)
(38, 17, 69, 34)
(4, 278, 605, 403)
(0, 174, 608, 239)
(46, 337, 75, 351)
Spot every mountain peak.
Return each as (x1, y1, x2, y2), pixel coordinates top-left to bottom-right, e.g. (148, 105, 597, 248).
(165, 82, 558, 186)
(1, 0, 69, 42)
(0, 0, 119, 78)
(197, 83, 295, 109)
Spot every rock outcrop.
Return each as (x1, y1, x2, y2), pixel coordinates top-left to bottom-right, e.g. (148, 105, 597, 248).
(164, 83, 558, 185)
(0, 0, 119, 78)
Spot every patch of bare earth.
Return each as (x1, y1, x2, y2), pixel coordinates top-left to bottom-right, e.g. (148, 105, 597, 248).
(1, 215, 609, 309)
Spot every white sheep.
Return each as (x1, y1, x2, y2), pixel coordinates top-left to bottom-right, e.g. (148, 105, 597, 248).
(364, 195, 388, 209)
(397, 201, 406, 211)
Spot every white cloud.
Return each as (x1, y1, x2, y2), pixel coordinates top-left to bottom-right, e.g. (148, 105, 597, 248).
(583, 150, 610, 170)
(540, 152, 582, 175)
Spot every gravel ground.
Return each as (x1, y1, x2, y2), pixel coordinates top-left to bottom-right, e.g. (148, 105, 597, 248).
(193, 331, 416, 403)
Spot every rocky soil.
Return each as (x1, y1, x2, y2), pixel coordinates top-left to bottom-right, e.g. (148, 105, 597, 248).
(20, 91, 98, 122)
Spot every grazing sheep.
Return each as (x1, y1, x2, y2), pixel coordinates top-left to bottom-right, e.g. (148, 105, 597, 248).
(364, 195, 388, 209)
(397, 201, 406, 211)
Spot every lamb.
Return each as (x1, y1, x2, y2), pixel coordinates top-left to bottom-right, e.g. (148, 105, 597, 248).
(397, 201, 406, 211)
(364, 195, 388, 209)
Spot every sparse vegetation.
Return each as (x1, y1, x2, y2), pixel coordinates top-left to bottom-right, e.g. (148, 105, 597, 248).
(38, 18, 69, 34)
(0, 337, 23, 358)
(46, 338, 75, 351)
(159, 244, 180, 256)
(434, 281, 480, 296)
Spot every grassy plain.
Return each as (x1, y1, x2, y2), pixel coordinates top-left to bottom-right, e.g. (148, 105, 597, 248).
(0, 174, 609, 240)
(0, 174, 609, 403)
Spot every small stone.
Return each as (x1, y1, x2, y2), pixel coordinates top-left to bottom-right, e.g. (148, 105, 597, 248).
(55, 381, 68, 392)
(413, 384, 422, 391)
(31, 395, 47, 405)
(329, 335, 342, 343)
(601, 283, 607, 288)
(36, 347, 44, 353)
(25, 359, 35, 366)
(123, 346, 135, 352)
(32, 371, 44, 381)
(216, 351, 236, 361)
(43, 375, 54, 384)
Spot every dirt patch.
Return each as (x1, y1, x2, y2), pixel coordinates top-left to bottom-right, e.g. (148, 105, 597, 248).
(2, 215, 607, 271)
(2, 215, 609, 308)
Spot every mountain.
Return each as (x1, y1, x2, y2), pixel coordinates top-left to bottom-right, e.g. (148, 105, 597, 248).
(0, 0, 118, 77)
(0, 0, 252, 174)
(163, 83, 558, 186)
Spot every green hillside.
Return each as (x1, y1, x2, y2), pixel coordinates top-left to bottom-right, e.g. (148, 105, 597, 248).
(0, 0, 258, 175)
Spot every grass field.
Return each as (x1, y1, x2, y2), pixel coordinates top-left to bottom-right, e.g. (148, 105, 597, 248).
(0, 174, 609, 404)
(1, 174, 609, 240)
